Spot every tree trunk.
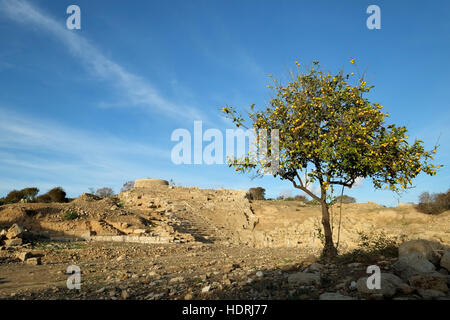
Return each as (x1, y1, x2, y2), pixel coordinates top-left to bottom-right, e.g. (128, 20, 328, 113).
(292, 180, 338, 259)
(320, 193, 338, 260)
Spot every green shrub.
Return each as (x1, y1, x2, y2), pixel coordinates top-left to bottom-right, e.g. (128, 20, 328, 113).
(35, 194, 52, 203)
(5, 189, 27, 203)
(334, 231, 405, 264)
(276, 194, 307, 201)
(2, 187, 40, 204)
(306, 199, 321, 206)
(4, 190, 23, 203)
(35, 187, 67, 203)
(47, 187, 67, 203)
(21, 187, 39, 200)
(64, 210, 79, 221)
(246, 187, 266, 200)
(417, 189, 450, 214)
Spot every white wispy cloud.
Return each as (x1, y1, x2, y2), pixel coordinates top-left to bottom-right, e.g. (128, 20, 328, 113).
(306, 183, 321, 196)
(0, 107, 174, 196)
(351, 177, 364, 188)
(0, 0, 206, 122)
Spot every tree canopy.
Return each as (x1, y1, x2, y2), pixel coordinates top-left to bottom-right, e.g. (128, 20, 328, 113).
(223, 60, 440, 196)
(222, 60, 442, 258)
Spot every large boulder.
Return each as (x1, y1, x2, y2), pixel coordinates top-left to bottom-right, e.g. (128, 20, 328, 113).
(393, 253, 436, 280)
(133, 179, 169, 189)
(16, 251, 32, 262)
(440, 251, 450, 271)
(398, 239, 443, 265)
(417, 289, 446, 299)
(25, 257, 41, 265)
(287, 272, 321, 286)
(356, 273, 404, 298)
(6, 224, 24, 239)
(4, 238, 22, 247)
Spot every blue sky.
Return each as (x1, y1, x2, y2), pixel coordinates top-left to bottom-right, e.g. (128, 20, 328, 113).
(0, 0, 449, 206)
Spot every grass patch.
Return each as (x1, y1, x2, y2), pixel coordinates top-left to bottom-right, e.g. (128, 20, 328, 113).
(306, 199, 321, 206)
(63, 209, 79, 221)
(116, 201, 124, 208)
(335, 231, 406, 264)
(280, 258, 293, 264)
(32, 241, 87, 251)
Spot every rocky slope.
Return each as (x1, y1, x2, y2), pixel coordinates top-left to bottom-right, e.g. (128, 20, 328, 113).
(1, 182, 449, 300)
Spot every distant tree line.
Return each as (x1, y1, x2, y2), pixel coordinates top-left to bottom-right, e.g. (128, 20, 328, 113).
(417, 189, 450, 214)
(245, 187, 359, 206)
(0, 187, 67, 205)
(0, 181, 138, 206)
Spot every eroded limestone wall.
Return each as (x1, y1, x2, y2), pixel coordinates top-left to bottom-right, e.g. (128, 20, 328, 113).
(119, 185, 259, 244)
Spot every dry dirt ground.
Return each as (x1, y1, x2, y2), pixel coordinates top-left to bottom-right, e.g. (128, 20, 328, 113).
(0, 187, 449, 300)
(0, 242, 318, 300)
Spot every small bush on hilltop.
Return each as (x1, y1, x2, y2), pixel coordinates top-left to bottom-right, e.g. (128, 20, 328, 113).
(4, 190, 26, 203)
(334, 195, 356, 204)
(35, 194, 52, 203)
(36, 187, 67, 203)
(280, 195, 307, 201)
(120, 181, 134, 193)
(95, 187, 115, 198)
(1, 187, 40, 204)
(294, 195, 308, 202)
(21, 187, 39, 200)
(0, 187, 82, 204)
(47, 187, 67, 203)
(417, 189, 450, 214)
(246, 187, 266, 200)
(306, 199, 321, 206)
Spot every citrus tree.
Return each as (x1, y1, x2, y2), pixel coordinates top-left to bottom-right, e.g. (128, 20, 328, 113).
(222, 60, 441, 259)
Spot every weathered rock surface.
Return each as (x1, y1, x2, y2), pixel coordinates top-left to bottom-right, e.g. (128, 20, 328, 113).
(4, 238, 23, 247)
(319, 292, 354, 300)
(440, 251, 450, 271)
(6, 224, 24, 239)
(398, 239, 443, 265)
(356, 273, 404, 298)
(16, 251, 32, 262)
(25, 257, 41, 265)
(287, 272, 321, 286)
(393, 253, 436, 280)
(417, 289, 446, 299)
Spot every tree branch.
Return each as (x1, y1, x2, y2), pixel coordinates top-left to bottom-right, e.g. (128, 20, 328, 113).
(290, 177, 321, 201)
(329, 177, 354, 188)
(295, 172, 305, 188)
